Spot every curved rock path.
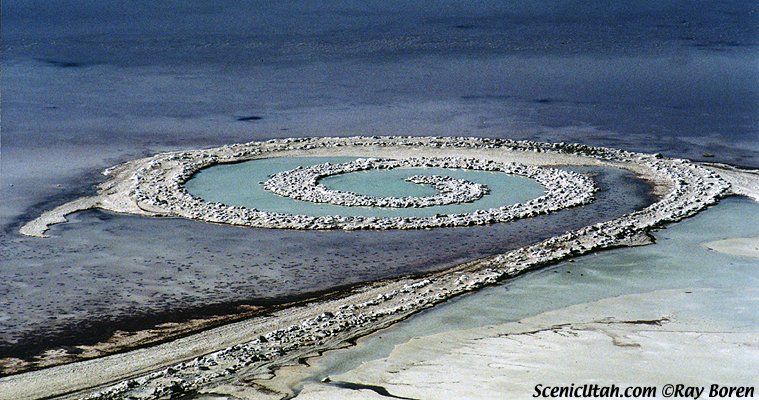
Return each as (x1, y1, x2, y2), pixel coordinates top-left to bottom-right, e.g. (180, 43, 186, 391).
(263, 158, 493, 208)
(7, 136, 758, 400)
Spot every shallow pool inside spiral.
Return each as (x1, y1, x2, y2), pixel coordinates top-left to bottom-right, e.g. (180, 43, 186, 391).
(184, 157, 546, 218)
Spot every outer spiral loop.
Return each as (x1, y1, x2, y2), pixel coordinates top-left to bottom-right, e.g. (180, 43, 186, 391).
(126, 137, 601, 230)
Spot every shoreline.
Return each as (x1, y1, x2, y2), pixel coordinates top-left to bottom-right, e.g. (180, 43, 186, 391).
(0, 281, 370, 375)
(4, 136, 757, 399)
(278, 195, 759, 399)
(291, 288, 759, 400)
(1, 165, 653, 376)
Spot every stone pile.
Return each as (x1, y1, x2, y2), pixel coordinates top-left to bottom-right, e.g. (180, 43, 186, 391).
(88, 140, 732, 400)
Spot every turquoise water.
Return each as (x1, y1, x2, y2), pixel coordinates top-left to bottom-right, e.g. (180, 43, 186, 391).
(185, 157, 546, 218)
(294, 196, 759, 389)
(320, 169, 439, 198)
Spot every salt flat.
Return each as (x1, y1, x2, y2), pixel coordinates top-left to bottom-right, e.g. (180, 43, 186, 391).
(294, 288, 759, 400)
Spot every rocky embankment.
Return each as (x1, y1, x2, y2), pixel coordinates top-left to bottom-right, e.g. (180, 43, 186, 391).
(21, 137, 608, 235)
(5, 137, 745, 400)
(124, 150, 595, 230)
(67, 141, 730, 400)
(261, 156, 593, 226)
(17, 136, 630, 235)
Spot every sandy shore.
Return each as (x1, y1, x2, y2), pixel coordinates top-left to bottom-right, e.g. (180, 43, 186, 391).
(5, 137, 753, 399)
(293, 288, 759, 400)
(703, 236, 759, 259)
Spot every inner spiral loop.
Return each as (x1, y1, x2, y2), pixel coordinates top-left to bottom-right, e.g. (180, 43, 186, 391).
(263, 158, 490, 208)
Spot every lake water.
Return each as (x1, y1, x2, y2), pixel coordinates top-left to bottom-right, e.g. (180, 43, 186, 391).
(185, 157, 545, 218)
(290, 195, 759, 393)
(2, 1, 758, 229)
(0, 165, 651, 359)
(0, 0, 756, 370)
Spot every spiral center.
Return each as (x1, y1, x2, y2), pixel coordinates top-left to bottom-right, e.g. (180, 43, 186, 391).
(263, 158, 490, 208)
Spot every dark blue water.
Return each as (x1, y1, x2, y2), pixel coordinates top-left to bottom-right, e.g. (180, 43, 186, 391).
(0, 1, 756, 364)
(2, 1, 757, 226)
(3, 1, 757, 225)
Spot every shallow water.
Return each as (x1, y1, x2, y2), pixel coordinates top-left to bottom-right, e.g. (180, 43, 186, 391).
(185, 156, 545, 218)
(0, 165, 651, 358)
(293, 196, 759, 390)
(2, 2, 758, 228)
(1, 0, 756, 370)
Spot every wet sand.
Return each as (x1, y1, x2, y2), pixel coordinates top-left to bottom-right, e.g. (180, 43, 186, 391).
(703, 236, 759, 259)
